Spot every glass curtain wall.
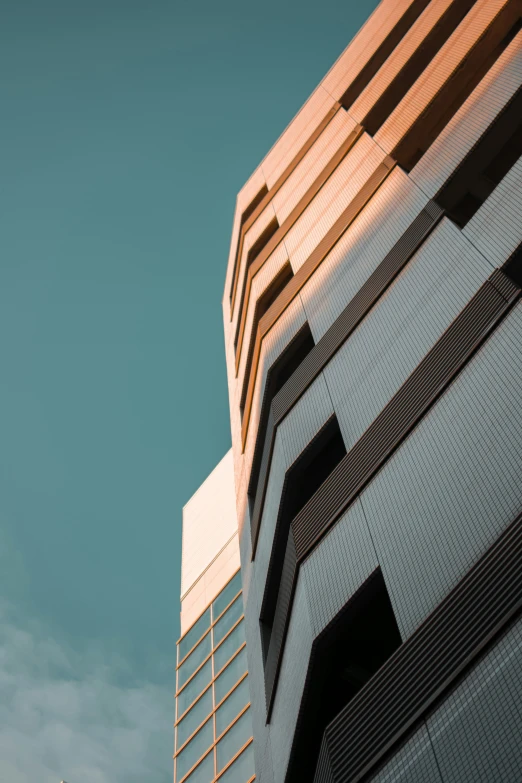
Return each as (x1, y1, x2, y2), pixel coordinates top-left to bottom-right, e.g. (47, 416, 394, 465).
(175, 570, 255, 783)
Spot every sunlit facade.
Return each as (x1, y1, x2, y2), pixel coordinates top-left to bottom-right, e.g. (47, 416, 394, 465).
(174, 452, 255, 783)
(222, 1, 522, 781)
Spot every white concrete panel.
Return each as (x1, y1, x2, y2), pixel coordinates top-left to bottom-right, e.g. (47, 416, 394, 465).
(410, 31, 522, 198)
(181, 450, 238, 598)
(324, 218, 493, 452)
(300, 167, 428, 340)
(180, 533, 241, 634)
(284, 134, 386, 273)
(375, 0, 510, 155)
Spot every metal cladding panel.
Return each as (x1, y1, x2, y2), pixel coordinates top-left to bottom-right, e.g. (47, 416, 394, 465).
(362, 297, 522, 639)
(262, 87, 338, 189)
(318, 509, 522, 783)
(300, 168, 429, 341)
(350, 0, 456, 124)
(410, 29, 522, 198)
(269, 576, 314, 783)
(369, 724, 442, 783)
(426, 615, 522, 783)
(254, 374, 334, 607)
(250, 200, 443, 553)
(284, 134, 386, 273)
(301, 499, 379, 638)
(292, 273, 519, 561)
(374, 0, 510, 155)
(240, 154, 396, 451)
(324, 217, 493, 453)
(322, 0, 427, 100)
(464, 156, 522, 267)
(271, 110, 357, 226)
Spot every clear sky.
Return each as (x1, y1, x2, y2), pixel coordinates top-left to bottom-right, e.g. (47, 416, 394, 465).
(0, 0, 380, 780)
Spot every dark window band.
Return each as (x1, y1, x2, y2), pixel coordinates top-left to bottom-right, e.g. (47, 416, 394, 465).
(240, 153, 396, 450)
(263, 269, 520, 718)
(249, 199, 444, 557)
(313, 507, 522, 783)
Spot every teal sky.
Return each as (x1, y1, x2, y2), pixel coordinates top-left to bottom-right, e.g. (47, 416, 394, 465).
(0, 1, 379, 780)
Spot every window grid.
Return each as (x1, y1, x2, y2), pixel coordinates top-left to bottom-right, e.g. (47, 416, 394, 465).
(176, 572, 253, 783)
(176, 738, 255, 783)
(177, 575, 242, 667)
(176, 619, 246, 699)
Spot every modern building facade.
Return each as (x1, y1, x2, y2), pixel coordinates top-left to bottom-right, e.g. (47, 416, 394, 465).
(222, 1, 522, 781)
(174, 451, 255, 783)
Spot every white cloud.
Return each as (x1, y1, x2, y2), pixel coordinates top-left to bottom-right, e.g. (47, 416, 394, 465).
(0, 601, 173, 783)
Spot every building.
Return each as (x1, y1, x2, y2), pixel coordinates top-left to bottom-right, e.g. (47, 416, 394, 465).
(222, 1, 522, 781)
(174, 451, 255, 783)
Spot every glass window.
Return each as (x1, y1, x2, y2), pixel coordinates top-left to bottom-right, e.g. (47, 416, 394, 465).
(175, 718, 213, 782)
(178, 748, 214, 783)
(178, 608, 211, 663)
(214, 648, 248, 706)
(178, 632, 211, 690)
(214, 620, 245, 677)
(216, 709, 252, 774)
(176, 688, 213, 751)
(213, 595, 243, 647)
(216, 677, 250, 738)
(217, 742, 254, 783)
(177, 660, 212, 719)
(212, 571, 242, 621)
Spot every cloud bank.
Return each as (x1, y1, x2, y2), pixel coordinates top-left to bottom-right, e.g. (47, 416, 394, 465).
(0, 602, 173, 783)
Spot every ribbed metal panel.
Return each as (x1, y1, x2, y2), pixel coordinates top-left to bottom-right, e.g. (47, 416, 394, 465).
(248, 201, 443, 553)
(261, 271, 519, 717)
(315, 509, 522, 783)
(241, 154, 396, 449)
(292, 272, 519, 560)
(229, 105, 341, 314)
(314, 735, 335, 783)
(235, 126, 364, 364)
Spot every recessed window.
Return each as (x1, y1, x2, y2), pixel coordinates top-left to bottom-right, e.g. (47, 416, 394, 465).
(435, 86, 522, 227)
(285, 570, 402, 782)
(393, 7, 522, 172)
(234, 216, 281, 351)
(248, 323, 316, 516)
(260, 416, 347, 661)
(239, 262, 295, 412)
(242, 184, 268, 226)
